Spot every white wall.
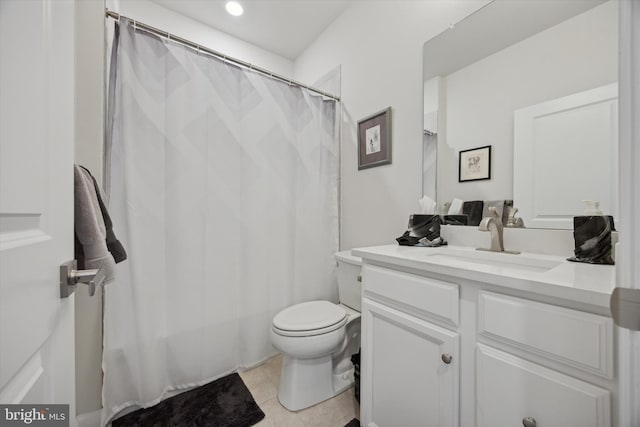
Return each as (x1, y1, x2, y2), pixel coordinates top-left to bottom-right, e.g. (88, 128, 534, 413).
(106, 0, 293, 78)
(438, 0, 618, 205)
(293, 0, 490, 250)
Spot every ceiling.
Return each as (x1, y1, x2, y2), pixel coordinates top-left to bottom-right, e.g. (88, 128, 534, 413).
(148, 0, 352, 60)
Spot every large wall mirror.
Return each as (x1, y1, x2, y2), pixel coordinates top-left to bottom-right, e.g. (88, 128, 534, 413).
(423, 0, 618, 230)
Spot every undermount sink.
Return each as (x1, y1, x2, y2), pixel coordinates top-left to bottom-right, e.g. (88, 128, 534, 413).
(424, 248, 563, 273)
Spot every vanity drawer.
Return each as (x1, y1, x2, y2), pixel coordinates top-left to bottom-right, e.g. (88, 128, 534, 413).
(477, 344, 611, 427)
(478, 291, 614, 378)
(362, 264, 459, 326)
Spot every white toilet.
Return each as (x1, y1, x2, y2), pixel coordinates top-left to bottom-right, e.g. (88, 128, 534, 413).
(270, 250, 362, 411)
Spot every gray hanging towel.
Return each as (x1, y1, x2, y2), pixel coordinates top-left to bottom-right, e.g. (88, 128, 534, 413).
(77, 165, 127, 263)
(74, 165, 117, 282)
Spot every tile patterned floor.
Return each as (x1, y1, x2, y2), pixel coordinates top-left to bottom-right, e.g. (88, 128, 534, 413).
(239, 354, 360, 427)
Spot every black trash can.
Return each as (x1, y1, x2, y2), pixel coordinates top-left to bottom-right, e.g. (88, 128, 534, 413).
(351, 349, 361, 403)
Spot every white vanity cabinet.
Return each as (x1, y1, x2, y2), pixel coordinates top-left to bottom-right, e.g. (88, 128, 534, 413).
(355, 245, 617, 427)
(477, 345, 611, 427)
(476, 291, 613, 427)
(360, 265, 460, 427)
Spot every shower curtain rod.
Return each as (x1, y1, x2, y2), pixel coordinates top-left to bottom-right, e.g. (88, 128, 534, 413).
(105, 10, 340, 102)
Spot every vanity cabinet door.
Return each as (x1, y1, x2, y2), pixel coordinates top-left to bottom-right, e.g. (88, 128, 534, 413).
(361, 298, 459, 427)
(477, 344, 611, 427)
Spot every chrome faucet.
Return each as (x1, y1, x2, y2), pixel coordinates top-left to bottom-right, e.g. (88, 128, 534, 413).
(478, 207, 520, 254)
(478, 207, 504, 252)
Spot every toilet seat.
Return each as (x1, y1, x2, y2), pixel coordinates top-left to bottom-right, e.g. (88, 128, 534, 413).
(272, 301, 347, 337)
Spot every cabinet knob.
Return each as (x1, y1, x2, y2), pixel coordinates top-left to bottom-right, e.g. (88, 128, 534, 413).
(441, 353, 452, 364)
(522, 416, 537, 427)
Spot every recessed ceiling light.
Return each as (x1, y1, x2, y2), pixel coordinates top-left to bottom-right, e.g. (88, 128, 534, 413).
(225, 1, 244, 17)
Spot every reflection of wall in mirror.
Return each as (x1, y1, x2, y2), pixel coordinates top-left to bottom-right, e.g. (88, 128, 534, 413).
(423, 127, 437, 200)
(423, 76, 440, 133)
(436, 0, 618, 211)
(423, 76, 442, 201)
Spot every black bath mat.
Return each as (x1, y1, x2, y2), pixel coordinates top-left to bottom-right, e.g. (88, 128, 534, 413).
(344, 418, 360, 427)
(112, 373, 265, 427)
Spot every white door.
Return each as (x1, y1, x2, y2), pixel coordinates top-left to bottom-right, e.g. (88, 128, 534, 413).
(361, 299, 459, 427)
(0, 0, 76, 424)
(513, 83, 618, 230)
(615, 1, 640, 426)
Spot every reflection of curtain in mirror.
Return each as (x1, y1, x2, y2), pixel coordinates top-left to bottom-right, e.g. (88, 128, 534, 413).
(423, 131, 437, 201)
(102, 19, 339, 425)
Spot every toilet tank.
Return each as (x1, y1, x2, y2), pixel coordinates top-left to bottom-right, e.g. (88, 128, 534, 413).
(335, 251, 362, 312)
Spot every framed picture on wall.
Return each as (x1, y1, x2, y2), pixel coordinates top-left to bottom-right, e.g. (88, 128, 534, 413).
(358, 107, 392, 170)
(459, 145, 491, 182)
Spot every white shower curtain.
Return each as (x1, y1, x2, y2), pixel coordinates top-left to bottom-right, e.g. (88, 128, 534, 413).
(102, 20, 339, 424)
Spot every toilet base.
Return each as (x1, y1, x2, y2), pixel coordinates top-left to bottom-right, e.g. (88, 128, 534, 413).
(277, 354, 354, 411)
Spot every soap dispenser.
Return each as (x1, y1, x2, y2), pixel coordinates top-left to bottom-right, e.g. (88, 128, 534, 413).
(582, 200, 602, 215)
(568, 200, 615, 265)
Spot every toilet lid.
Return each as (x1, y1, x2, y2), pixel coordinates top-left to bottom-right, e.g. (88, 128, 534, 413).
(273, 301, 347, 333)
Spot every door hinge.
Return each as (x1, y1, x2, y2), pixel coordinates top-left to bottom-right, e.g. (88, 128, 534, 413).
(610, 287, 640, 331)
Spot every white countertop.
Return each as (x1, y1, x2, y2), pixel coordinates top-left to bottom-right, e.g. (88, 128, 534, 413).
(352, 245, 616, 309)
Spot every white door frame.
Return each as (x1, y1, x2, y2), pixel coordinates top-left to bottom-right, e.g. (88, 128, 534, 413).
(615, 0, 639, 426)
